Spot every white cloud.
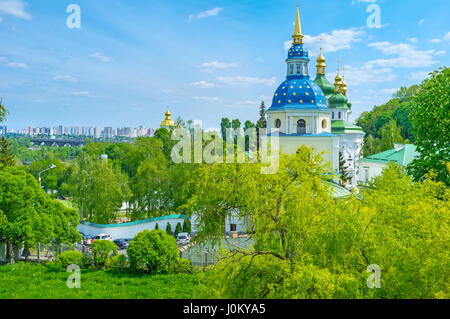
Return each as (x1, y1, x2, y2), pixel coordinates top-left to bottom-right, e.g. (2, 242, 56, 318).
(435, 50, 446, 56)
(217, 76, 276, 86)
(6, 62, 26, 68)
(329, 64, 396, 87)
(418, 19, 425, 26)
(193, 96, 221, 102)
(284, 28, 364, 55)
(73, 91, 89, 96)
(90, 52, 112, 63)
(53, 75, 77, 83)
(408, 37, 418, 44)
(189, 7, 223, 21)
(410, 71, 430, 81)
(430, 38, 441, 43)
(381, 88, 399, 95)
(0, 0, 31, 20)
(367, 41, 436, 68)
(199, 61, 239, 72)
(444, 32, 450, 41)
(187, 80, 216, 88)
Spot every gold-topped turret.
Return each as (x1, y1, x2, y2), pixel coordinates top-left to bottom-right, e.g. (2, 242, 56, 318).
(160, 109, 176, 128)
(334, 59, 344, 93)
(292, 5, 304, 45)
(316, 46, 326, 75)
(341, 66, 347, 96)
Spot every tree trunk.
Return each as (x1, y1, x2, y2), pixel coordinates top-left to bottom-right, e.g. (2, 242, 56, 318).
(6, 240, 15, 265)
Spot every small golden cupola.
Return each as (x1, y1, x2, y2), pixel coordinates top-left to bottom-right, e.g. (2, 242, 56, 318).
(160, 109, 176, 128)
(316, 47, 326, 75)
(341, 67, 348, 96)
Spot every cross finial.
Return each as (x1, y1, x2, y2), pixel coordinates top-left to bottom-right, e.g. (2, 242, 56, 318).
(336, 59, 341, 73)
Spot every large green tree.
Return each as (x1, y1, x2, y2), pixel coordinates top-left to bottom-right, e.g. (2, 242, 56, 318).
(408, 67, 450, 185)
(67, 155, 130, 224)
(0, 167, 80, 264)
(0, 137, 15, 169)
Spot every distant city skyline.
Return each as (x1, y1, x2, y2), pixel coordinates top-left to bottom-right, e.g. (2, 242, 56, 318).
(0, 0, 449, 130)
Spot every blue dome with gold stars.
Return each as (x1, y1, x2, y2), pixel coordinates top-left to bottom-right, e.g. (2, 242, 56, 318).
(270, 78, 328, 110)
(287, 44, 309, 60)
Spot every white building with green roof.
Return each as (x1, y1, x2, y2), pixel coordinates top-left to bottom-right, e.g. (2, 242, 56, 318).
(357, 144, 419, 183)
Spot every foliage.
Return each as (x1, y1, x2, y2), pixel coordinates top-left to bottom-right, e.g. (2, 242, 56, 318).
(55, 251, 84, 269)
(257, 101, 267, 129)
(155, 223, 159, 230)
(165, 222, 172, 236)
(191, 147, 449, 299)
(91, 240, 118, 269)
(0, 166, 80, 264)
(174, 222, 182, 236)
(408, 67, 450, 185)
(110, 254, 128, 271)
(127, 230, 179, 274)
(171, 258, 192, 274)
(0, 99, 7, 123)
(0, 137, 15, 170)
(182, 219, 191, 234)
(380, 120, 404, 151)
(67, 155, 130, 223)
(0, 263, 198, 299)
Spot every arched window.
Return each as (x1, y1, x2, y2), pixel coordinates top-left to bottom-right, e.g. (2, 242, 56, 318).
(322, 119, 327, 129)
(297, 64, 301, 74)
(338, 112, 341, 119)
(275, 119, 281, 129)
(290, 64, 294, 74)
(297, 119, 306, 135)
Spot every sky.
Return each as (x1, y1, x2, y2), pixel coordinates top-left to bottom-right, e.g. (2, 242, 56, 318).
(0, 0, 449, 131)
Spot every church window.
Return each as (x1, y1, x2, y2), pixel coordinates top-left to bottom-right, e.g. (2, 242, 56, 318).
(339, 112, 341, 119)
(332, 112, 335, 119)
(297, 64, 301, 74)
(322, 120, 327, 129)
(290, 64, 294, 74)
(275, 119, 281, 128)
(297, 119, 306, 135)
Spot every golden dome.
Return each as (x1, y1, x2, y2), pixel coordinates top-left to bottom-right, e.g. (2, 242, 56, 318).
(317, 49, 326, 64)
(160, 109, 176, 128)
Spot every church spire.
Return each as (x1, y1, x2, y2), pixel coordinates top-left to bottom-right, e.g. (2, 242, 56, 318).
(292, 4, 304, 45)
(316, 38, 326, 75)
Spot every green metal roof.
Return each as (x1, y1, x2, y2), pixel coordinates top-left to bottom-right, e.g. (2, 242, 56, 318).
(324, 181, 352, 199)
(314, 74, 335, 100)
(329, 92, 349, 109)
(80, 214, 190, 228)
(331, 120, 363, 133)
(359, 144, 419, 166)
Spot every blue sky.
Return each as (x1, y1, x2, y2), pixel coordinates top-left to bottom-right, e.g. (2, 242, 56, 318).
(0, 0, 449, 130)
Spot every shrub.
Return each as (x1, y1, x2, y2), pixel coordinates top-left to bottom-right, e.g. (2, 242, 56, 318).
(172, 258, 192, 274)
(127, 229, 179, 274)
(183, 219, 191, 234)
(175, 222, 182, 236)
(110, 254, 128, 271)
(155, 223, 159, 230)
(166, 223, 172, 236)
(55, 251, 84, 269)
(91, 240, 117, 269)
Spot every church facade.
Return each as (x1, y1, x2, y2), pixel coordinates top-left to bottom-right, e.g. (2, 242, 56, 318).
(266, 6, 364, 188)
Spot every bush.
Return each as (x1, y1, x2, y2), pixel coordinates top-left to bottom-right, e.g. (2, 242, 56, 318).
(183, 219, 191, 234)
(55, 251, 84, 269)
(110, 254, 128, 271)
(166, 223, 172, 236)
(171, 258, 192, 274)
(155, 223, 159, 230)
(91, 240, 117, 269)
(127, 229, 179, 274)
(175, 222, 182, 236)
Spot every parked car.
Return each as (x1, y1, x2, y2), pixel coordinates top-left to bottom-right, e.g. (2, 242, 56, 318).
(93, 234, 113, 241)
(113, 239, 129, 250)
(176, 233, 190, 245)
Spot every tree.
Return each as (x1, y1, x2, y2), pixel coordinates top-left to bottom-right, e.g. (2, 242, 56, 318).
(127, 229, 179, 274)
(0, 167, 80, 264)
(0, 137, 15, 169)
(165, 222, 172, 236)
(338, 151, 350, 186)
(256, 101, 267, 129)
(155, 223, 159, 230)
(362, 134, 381, 157)
(174, 222, 182, 236)
(192, 148, 449, 299)
(380, 120, 403, 152)
(220, 118, 232, 142)
(183, 219, 191, 234)
(67, 155, 130, 224)
(408, 67, 450, 185)
(0, 99, 7, 123)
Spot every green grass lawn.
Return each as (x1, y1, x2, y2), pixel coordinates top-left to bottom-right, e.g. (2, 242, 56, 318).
(0, 263, 199, 299)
